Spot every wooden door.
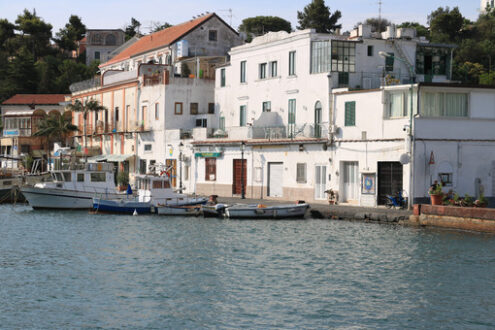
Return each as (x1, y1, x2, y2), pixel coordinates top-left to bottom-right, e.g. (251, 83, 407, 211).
(165, 159, 177, 187)
(232, 159, 246, 195)
(268, 162, 283, 197)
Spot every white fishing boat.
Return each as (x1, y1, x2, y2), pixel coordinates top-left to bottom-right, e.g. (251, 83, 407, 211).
(22, 162, 123, 210)
(225, 202, 310, 219)
(93, 169, 207, 215)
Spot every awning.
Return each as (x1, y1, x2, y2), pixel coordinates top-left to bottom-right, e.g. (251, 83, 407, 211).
(88, 154, 135, 163)
(4, 110, 35, 116)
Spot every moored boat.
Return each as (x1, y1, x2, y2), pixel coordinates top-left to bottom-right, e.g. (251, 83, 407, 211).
(22, 162, 124, 210)
(225, 202, 310, 219)
(93, 196, 152, 214)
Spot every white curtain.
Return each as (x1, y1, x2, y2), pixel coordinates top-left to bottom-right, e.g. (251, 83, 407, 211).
(445, 93, 467, 117)
(389, 93, 404, 117)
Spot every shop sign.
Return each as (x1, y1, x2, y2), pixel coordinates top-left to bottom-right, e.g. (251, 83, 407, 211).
(194, 152, 222, 158)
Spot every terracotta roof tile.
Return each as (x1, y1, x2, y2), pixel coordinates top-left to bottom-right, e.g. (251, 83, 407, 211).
(2, 94, 68, 105)
(101, 14, 215, 67)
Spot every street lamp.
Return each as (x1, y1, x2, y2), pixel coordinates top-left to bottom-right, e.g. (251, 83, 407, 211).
(379, 51, 415, 209)
(179, 142, 184, 192)
(240, 141, 245, 199)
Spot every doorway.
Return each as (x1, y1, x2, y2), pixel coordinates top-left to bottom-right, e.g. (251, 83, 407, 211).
(342, 162, 359, 202)
(268, 162, 283, 197)
(314, 165, 327, 200)
(165, 159, 177, 187)
(377, 161, 403, 205)
(232, 159, 247, 195)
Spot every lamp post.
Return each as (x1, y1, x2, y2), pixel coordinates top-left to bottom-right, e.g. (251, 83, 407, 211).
(379, 51, 415, 209)
(240, 141, 245, 199)
(179, 142, 183, 192)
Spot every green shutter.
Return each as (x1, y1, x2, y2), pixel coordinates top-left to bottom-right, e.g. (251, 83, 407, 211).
(345, 101, 356, 126)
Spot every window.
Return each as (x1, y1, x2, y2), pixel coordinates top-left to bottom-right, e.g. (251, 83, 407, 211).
(345, 101, 356, 126)
(209, 30, 217, 41)
(314, 101, 322, 138)
(144, 144, 152, 151)
(367, 45, 373, 56)
(297, 163, 307, 183)
(240, 61, 246, 83)
(385, 52, 394, 72)
(155, 103, 159, 120)
(270, 61, 278, 77)
(311, 41, 331, 73)
(262, 101, 271, 112)
(63, 172, 72, 182)
(338, 72, 349, 87)
(389, 92, 405, 118)
(205, 158, 216, 181)
(20, 145, 30, 153)
(422, 92, 468, 117)
(90, 173, 106, 182)
(259, 63, 267, 79)
(153, 180, 163, 189)
(208, 103, 215, 114)
(105, 34, 116, 45)
(439, 173, 453, 187)
(331, 41, 356, 73)
(139, 159, 146, 175)
(288, 99, 296, 137)
(240, 105, 247, 126)
(77, 173, 85, 182)
(94, 51, 100, 60)
(219, 116, 225, 131)
(220, 68, 226, 87)
(174, 102, 183, 115)
(289, 51, 296, 76)
(190, 102, 198, 115)
(115, 107, 119, 123)
(196, 119, 207, 127)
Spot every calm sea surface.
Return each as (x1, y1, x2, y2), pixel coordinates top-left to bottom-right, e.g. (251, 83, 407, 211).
(0, 205, 494, 329)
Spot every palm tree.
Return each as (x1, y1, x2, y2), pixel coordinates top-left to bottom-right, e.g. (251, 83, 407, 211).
(66, 99, 107, 162)
(33, 113, 79, 169)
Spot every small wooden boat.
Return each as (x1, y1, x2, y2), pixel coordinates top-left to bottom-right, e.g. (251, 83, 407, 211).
(225, 202, 310, 219)
(201, 203, 228, 217)
(156, 204, 202, 216)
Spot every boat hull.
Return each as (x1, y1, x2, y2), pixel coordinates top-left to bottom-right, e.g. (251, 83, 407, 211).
(93, 198, 152, 214)
(201, 204, 227, 217)
(156, 205, 201, 216)
(225, 203, 309, 219)
(22, 187, 123, 210)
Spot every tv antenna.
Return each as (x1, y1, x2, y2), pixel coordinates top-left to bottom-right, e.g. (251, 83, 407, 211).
(218, 8, 233, 26)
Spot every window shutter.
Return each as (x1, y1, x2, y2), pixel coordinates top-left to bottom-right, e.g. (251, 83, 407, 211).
(345, 101, 356, 126)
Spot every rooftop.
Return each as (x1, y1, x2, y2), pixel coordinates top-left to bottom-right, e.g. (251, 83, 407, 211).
(2, 94, 68, 105)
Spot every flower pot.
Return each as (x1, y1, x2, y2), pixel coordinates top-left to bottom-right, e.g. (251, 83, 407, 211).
(430, 194, 443, 205)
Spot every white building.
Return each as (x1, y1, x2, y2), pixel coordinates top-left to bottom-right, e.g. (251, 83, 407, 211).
(70, 14, 242, 187)
(481, 0, 494, 13)
(333, 83, 495, 207)
(192, 24, 456, 204)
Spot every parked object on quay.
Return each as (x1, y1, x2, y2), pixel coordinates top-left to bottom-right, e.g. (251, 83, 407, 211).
(385, 191, 407, 209)
(21, 162, 124, 210)
(225, 201, 310, 219)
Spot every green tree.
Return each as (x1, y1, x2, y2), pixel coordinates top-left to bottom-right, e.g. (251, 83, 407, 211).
(55, 59, 97, 93)
(151, 21, 172, 33)
(15, 9, 54, 60)
(397, 22, 429, 38)
(124, 18, 141, 41)
(428, 7, 464, 43)
(239, 16, 292, 41)
(297, 0, 342, 33)
(33, 112, 79, 147)
(454, 62, 485, 84)
(66, 99, 107, 162)
(54, 15, 86, 52)
(355, 17, 391, 33)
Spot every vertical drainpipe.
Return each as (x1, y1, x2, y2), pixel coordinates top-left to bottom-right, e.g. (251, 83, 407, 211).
(327, 73, 334, 194)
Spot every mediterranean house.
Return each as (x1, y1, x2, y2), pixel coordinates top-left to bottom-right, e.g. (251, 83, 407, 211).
(84, 29, 126, 65)
(70, 13, 243, 185)
(1, 94, 69, 170)
(191, 24, 456, 204)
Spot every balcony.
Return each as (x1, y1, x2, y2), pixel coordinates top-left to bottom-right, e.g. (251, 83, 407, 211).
(226, 124, 328, 140)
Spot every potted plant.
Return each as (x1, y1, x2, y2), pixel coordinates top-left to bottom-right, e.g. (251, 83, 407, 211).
(428, 181, 443, 205)
(117, 171, 129, 191)
(474, 193, 488, 208)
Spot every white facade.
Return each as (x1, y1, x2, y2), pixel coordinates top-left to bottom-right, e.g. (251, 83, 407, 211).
(481, 0, 494, 12)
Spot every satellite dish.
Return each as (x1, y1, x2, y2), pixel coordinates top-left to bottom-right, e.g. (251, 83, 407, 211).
(400, 153, 410, 165)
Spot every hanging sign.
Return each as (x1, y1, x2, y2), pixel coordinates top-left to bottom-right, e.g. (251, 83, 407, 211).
(429, 151, 435, 165)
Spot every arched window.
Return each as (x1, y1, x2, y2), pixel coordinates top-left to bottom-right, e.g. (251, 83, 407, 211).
(105, 34, 116, 45)
(314, 101, 322, 138)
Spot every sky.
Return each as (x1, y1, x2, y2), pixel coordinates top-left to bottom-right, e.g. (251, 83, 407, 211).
(0, 0, 481, 35)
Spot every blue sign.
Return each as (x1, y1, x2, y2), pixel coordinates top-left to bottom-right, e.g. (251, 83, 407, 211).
(3, 129, 19, 136)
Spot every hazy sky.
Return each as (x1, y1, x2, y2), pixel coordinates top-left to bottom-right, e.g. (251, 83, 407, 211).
(0, 0, 481, 35)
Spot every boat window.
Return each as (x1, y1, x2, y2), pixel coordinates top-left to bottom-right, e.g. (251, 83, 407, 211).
(77, 173, 85, 182)
(152, 180, 163, 189)
(164, 180, 170, 188)
(55, 173, 64, 181)
(3, 180, 11, 186)
(90, 173, 106, 182)
(63, 172, 72, 182)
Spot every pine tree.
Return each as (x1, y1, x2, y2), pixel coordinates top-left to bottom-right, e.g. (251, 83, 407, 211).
(297, 0, 342, 33)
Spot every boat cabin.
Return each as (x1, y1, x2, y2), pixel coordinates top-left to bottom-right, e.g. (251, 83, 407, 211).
(135, 174, 186, 203)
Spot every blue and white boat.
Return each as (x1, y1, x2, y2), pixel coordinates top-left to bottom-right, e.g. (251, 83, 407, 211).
(93, 171, 207, 215)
